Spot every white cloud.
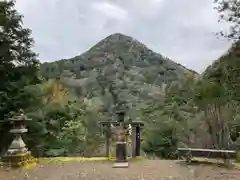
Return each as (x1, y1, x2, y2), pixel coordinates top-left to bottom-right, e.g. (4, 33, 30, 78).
(15, 0, 232, 72)
(151, 0, 164, 3)
(91, 2, 127, 20)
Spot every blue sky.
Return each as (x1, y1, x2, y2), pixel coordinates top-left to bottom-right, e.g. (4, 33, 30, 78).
(16, 0, 231, 72)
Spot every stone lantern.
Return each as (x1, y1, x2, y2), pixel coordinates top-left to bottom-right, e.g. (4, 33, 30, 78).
(2, 110, 32, 167)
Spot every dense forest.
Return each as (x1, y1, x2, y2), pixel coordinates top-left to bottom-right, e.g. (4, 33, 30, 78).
(1, 0, 240, 159)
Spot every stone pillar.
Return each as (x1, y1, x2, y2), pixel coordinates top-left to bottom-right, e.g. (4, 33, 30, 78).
(116, 142, 127, 162)
(131, 126, 137, 157)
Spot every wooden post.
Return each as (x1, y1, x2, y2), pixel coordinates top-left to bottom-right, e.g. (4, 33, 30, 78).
(131, 126, 136, 157)
(136, 126, 140, 156)
(105, 125, 110, 158)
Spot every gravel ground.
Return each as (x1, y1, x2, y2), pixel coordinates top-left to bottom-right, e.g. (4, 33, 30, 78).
(0, 160, 240, 180)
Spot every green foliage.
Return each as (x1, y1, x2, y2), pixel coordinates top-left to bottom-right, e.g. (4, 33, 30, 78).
(142, 115, 178, 159)
(192, 45, 240, 149)
(38, 35, 199, 156)
(204, 42, 240, 101)
(138, 75, 199, 158)
(237, 151, 240, 162)
(214, 0, 240, 40)
(40, 33, 198, 109)
(54, 119, 88, 156)
(2, 1, 240, 160)
(0, 0, 40, 154)
(194, 80, 226, 108)
(23, 79, 102, 157)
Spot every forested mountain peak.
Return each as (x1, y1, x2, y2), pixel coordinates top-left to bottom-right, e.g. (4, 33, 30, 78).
(41, 33, 197, 79)
(40, 33, 198, 106)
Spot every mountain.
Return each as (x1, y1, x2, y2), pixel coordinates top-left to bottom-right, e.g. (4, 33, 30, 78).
(40, 33, 198, 109)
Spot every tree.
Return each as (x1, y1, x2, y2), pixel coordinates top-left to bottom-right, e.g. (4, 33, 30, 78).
(23, 78, 103, 157)
(142, 114, 179, 159)
(0, 0, 40, 154)
(162, 75, 200, 149)
(194, 79, 231, 149)
(204, 42, 240, 101)
(214, 0, 240, 40)
(0, 1, 7, 27)
(214, 0, 240, 101)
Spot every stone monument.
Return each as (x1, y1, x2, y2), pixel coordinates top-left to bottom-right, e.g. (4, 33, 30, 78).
(99, 109, 144, 167)
(2, 110, 33, 167)
(113, 111, 128, 167)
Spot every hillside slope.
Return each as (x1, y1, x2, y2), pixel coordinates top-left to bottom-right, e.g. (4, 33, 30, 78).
(40, 33, 198, 110)
(203, 41, 240, 100)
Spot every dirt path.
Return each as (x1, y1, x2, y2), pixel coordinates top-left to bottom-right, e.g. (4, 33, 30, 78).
(0, 160, 240, 180)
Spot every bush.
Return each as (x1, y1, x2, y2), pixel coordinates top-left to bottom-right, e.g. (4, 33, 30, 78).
(142, 117, 178, 159)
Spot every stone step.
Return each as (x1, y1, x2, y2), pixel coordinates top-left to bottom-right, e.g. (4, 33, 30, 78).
(112, 162, 129, 168)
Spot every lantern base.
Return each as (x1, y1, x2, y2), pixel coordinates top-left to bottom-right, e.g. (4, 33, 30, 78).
(1, 151, 35, 168)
